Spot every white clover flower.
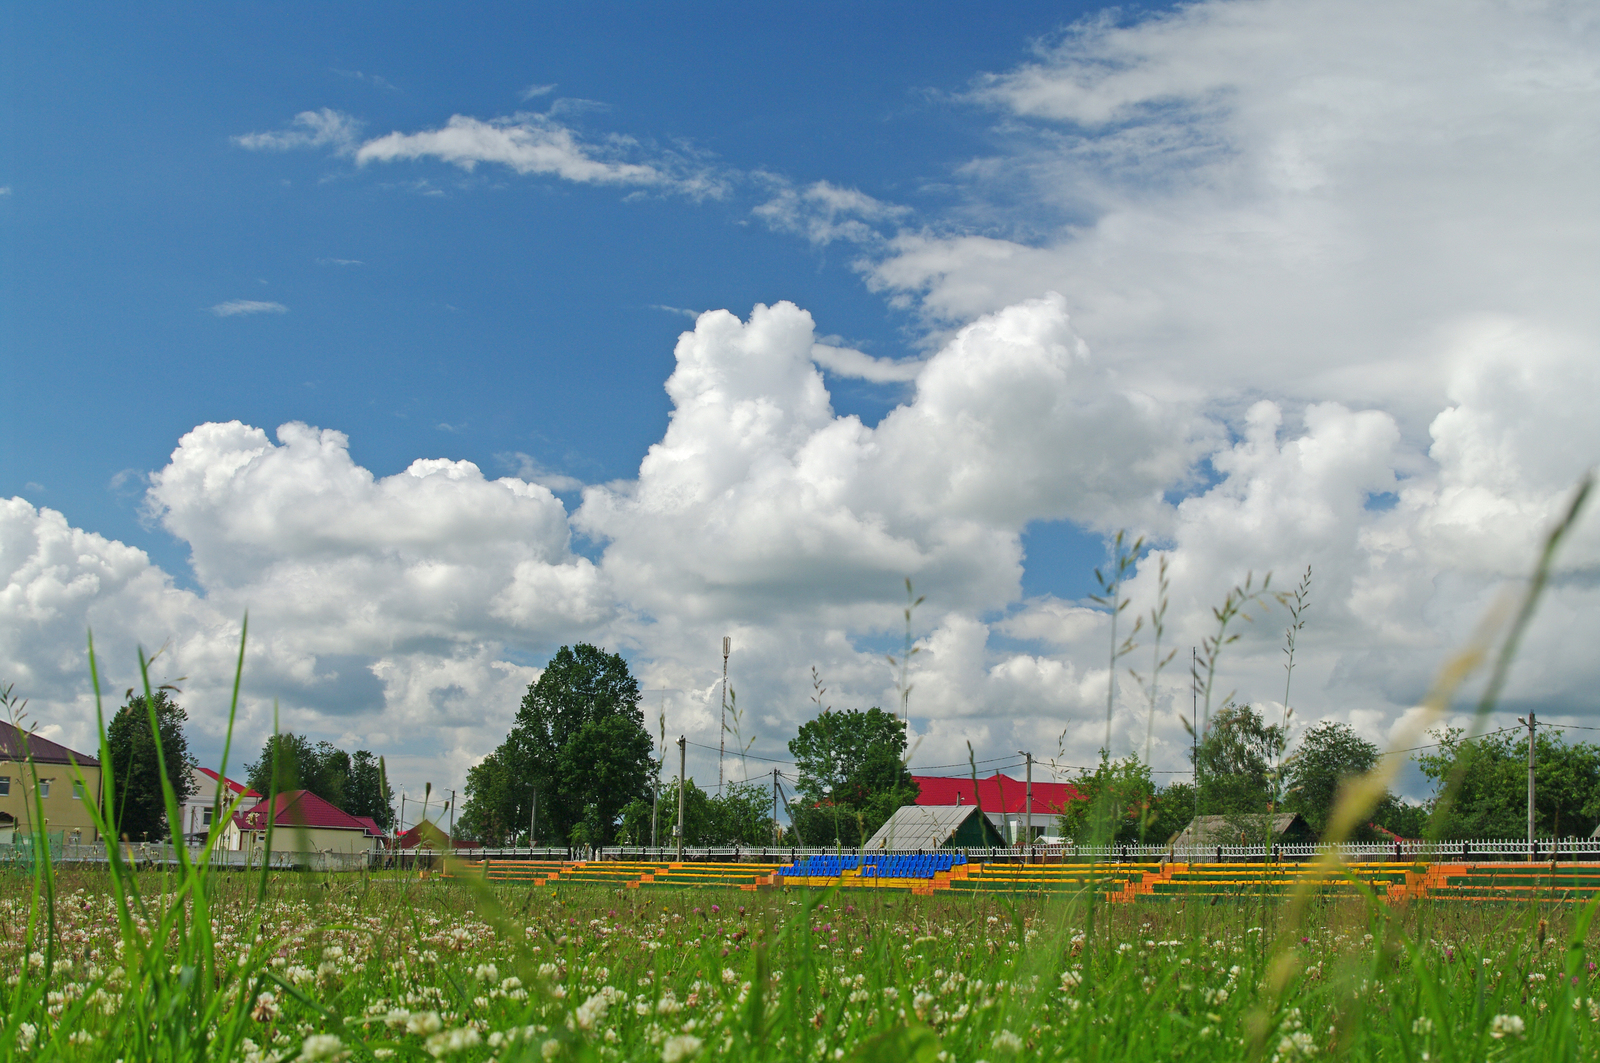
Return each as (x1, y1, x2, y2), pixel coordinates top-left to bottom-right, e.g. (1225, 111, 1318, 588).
(541, 1038, 562, 1060)
(661, 1034, 702, 1062)
(406, 1011, 444, 1036)
(721, 968, 737, 985)
(424, 1027, 481, 1058)
(68, 1030, 97, 1046)
(253, 991, 281, 1022)
(991, 1030, 1024, 1053)
(1490, 1014, 1525, 1039)
(1272, 1030, 1317, 1060)
(296, 1033, 344, 1062)
(474, 963, 500, 983)
(657, 992, 682, 1015)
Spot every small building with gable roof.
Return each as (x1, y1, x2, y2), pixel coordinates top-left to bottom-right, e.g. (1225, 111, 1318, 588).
(231, 790, 387, 854)
(864, 804, 1007, 850)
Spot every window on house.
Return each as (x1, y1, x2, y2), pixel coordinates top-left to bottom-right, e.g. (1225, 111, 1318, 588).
(0, 776, 9, 796)
(73, 781, 87, 800)
(203, 807, 214, 825)
(39, 779, 51, 798)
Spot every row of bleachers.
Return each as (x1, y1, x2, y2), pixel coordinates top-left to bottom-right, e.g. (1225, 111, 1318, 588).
(858, 853, 964, 878)
(779, 851, 969, 880)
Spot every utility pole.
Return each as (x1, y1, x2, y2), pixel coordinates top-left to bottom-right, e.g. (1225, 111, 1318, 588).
(677, 735, 687, 861)
(719, 636, 731, 791)
(400, 793, 406, 835)
(1519, 712, 1537, 858)
(530, 789, 537, 849)
(772, 768, 779, 846)
(448, 789, 456, 841)
(1192, 646, 1199, 841)
(1018, 750, 1033, 853)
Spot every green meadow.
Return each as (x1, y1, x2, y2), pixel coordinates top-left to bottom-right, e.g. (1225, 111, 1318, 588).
(4, 865, 1599, 1062)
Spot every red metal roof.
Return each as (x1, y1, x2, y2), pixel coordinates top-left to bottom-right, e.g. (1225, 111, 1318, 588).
(0, 721, 100, 767)
(196, 766, 260, 798)
(912, 773, 1081, 815)
(353, 816, 385, 838)
(234, 790, 372, 832)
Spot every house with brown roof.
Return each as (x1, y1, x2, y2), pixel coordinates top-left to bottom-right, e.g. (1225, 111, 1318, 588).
(229, 789, 387, 854)
(0, 721, 102, 844)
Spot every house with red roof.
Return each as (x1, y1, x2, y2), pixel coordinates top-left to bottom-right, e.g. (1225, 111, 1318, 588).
(911, 772, 1082, 844)
(229, 790, 387, 854)
(395, 820, 474, 851)
(180, 766, 260, 843)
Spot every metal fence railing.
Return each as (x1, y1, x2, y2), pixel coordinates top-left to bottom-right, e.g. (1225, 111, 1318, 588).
(11, 838, 1597, 873)
(564, 839, 1600, 865)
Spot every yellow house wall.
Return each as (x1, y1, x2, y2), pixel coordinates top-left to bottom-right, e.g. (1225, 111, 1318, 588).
(243, 825, 375, 854)
(0, 760, 103, 842)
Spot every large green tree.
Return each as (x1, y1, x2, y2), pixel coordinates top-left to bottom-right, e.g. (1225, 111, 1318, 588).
(787, 707, 918, 846)
(461, 643, 655, 846)
(106, 690, 197, 841)
(457, 750, 519, 845)
(1194, 702, 1286, 816)
(1417, 727, 1600, 839)
(1058, 754, 1156, 845)
(346, 750, 395, 829)
(1283, 721, 1379, 834)
(243, 735, 390, 824)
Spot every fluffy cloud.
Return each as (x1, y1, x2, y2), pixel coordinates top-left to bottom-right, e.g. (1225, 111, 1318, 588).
(809, 343, 923, 383)
(4, 288, 1597, 797)
(753, 180, 909, 246)
(576, 295, 1196, 627)
(13, 0, 1598, 801)
(234, 108, 361, 154)
(356, 113, 663, 185)
(864, 0, 1600, 423)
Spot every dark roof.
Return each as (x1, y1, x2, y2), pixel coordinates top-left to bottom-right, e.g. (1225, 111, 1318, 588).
(0, 721, 100, 767)
(233, 790, 373, 833)
(1171, 813, 1315, 847)
(912, 773, 1079, 815)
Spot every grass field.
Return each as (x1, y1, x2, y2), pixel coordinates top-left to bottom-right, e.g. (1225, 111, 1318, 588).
(4, 865, 1599, 1061)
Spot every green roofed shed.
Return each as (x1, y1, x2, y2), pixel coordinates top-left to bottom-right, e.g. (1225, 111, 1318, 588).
(863, 803, 1007, 850)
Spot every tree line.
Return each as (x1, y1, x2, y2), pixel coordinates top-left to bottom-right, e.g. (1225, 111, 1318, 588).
(456, 644, 921, 848)
(1061, 704, 1600, 844)
(102, 689, 395, 841)
(452, 642, 1600, 849)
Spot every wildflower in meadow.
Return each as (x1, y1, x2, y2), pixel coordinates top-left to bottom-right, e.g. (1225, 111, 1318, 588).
(661, 1033, 703, 1062)
(1490, 1014, 1526, 1039)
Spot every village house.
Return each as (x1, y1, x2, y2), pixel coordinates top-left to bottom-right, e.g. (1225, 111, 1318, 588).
(229, 789, 387, 854)
(0, 721, 102, 845)
(178, 766, 260, 842)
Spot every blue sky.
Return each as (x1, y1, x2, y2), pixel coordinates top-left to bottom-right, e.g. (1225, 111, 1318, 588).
(3, 1, 1597, 809)
(3, 2, 1130, 594)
